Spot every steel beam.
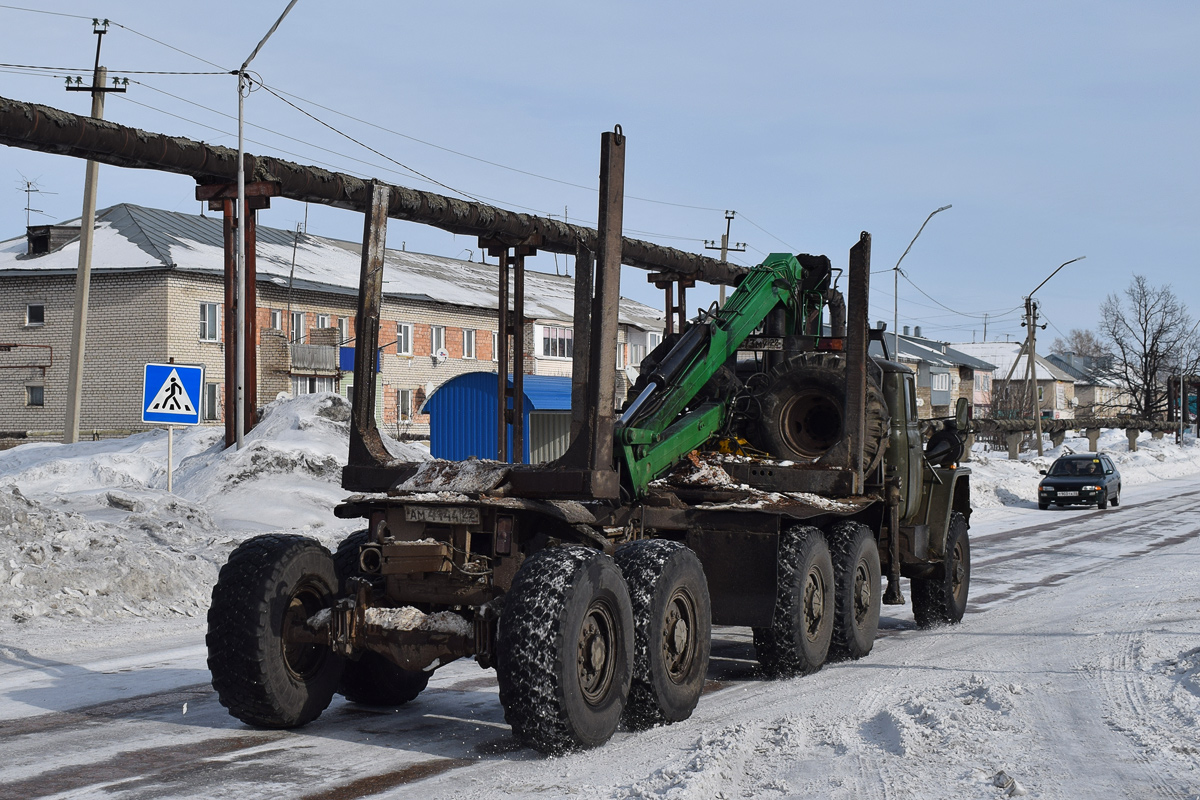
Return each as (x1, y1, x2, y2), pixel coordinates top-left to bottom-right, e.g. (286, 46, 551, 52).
(0, 95, 743, 285)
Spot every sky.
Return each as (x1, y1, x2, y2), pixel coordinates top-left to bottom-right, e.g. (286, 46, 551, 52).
(1, 1, 1197, 346)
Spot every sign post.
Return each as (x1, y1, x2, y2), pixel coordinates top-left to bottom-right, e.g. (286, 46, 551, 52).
(142, 363, 204, 493)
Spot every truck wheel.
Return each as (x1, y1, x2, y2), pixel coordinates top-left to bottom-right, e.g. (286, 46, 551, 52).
(755, 353, 889, 475)
(207, 534, 344, 728)
(331, 530, 431, 706)
(753, 525, 835, 677)
(825, 521, 881, 661)
(614, 540, 711, 730)
(496, 546, 634, 754)
(912, 512, 970, 628)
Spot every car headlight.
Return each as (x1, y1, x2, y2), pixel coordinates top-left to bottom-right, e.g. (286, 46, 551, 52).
(1081, 485, 1100, 491)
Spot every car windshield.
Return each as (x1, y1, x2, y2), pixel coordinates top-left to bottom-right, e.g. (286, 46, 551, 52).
(1049, 458, 1102, 477)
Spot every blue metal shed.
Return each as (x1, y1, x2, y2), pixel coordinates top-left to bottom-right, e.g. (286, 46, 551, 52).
(422, 372, 572, 463)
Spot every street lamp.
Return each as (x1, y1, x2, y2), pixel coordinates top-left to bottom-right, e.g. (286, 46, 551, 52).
(1024, 256, 1085, 455)
(1178, 317, 1200, 444)
(893, 205, 952, 361)
(233, 0, 300, 449)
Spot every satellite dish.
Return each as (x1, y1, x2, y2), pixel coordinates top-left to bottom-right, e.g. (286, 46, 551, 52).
(433, 347, 449, 364)
(625, 365, 640, 385)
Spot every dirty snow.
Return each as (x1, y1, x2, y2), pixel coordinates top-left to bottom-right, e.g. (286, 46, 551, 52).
(364, 606, 473, 637)
(1, 413, 1199, 799)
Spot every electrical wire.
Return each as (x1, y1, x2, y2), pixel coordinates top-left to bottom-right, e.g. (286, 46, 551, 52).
(736, 213, 797, 252)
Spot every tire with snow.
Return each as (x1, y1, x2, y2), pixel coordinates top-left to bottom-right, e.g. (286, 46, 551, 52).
(614, 539, 711, 730)
(496, 546, 634, 754)
(1111, 489, 1120, 507)
(1097, 491, 1109, 510)
(331, 529, 430, 706)
(753, 525, 835, 677)
(912, 511, 970, 628)
(207, 534, 344, 728)
(753, 353, 889, 475)
(825, 521, 881, 661)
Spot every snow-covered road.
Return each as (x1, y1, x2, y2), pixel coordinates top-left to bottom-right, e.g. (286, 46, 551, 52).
(3, 472, 1198, 800)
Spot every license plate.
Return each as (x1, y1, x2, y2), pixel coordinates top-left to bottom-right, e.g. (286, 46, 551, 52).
(740, 336, 784, 351)
(404, 505, 480, 525)
(1056, 491, 1079, 497)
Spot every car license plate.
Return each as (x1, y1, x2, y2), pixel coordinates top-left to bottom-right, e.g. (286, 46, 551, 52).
(1057, 491, 1079, 497)
(404, 505, 480, 525)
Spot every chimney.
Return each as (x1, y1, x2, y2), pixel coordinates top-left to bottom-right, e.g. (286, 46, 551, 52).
(903, 325, 910, 336)
(914, 325, 922, 338)
(26, 225, 82, 256)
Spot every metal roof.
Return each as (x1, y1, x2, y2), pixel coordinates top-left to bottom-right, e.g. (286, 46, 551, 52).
(868, 334, 995, 371)
(0, 203, 664, 331)
(953, 342, 1076, 382)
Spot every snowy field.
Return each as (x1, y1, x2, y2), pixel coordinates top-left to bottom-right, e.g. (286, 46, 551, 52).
(1, 396, 1199, 799)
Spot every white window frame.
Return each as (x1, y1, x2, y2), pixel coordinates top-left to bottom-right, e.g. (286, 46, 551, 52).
(203, 382, 220, 421)
(316, 314, 330, 330)
(270, 309, 282, 330)
(290, 310, 306, 344)
(463, 329, 476, 360)
(931, 372, 951, 392)
(398, 388, 413, 420)
(648, 332, 662, 350)
(616, 341, 625, 369)
(541, 325, 573, 359)
(291, 375, 336, 395)
(431, 325, 446, 354)
(26, 385, 44, 407)
(492, 331, 498, 361)
(200, 302, 219, 342)
(396, 322, 413, 356)
(25, 303, 45, 327)
(337, 317, 350, 345)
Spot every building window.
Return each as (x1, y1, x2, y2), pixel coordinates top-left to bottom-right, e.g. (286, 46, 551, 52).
(629, 343, 646, 367)
(648, 332, 662, 350)
(270, 309, 282, 330)
(431, 325, 446, 354)
(398, 388, 413, 420)
(203, 382, 219, 421)
(337, 317, 349, 345)
(25, 303, 45, 326)
(26, 385, 44, 407)
(542, 325, 573, 358)
(492, 331, 498, 361)
(616, 342, 625, 369)
(291, 375, 335, 395)
(463, 330, 476, 359)
(200, 302, 219, 341)
(316, 314, 330, 329)
(931, 372, 951, 392)
(290, 311, 305, 343)
(396, 323, 412, 355)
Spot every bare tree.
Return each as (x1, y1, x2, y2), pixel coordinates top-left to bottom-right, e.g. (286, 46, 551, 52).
(1050, 328, 1108, 359)
(1099, 275, 1200, 418)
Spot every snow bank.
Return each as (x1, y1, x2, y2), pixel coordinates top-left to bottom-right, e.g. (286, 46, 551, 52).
(968, 428, 1200, 511)
(0, 393, 428, 633)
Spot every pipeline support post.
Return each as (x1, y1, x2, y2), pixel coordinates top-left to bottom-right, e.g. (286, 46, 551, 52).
(197, 181, 277, 447)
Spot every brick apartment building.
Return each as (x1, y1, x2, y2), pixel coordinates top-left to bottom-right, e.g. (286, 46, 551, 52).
(0, 204, 663, 438)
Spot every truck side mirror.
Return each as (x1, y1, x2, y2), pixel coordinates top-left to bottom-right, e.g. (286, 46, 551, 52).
(955, 397, 969, 431)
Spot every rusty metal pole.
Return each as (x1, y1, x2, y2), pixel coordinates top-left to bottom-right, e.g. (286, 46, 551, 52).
(496, 249, 510, 462)
(244, 207, 259, 433)
(569, 246, 595, 443)
(347, 182, 391, 469)
(221, 199, 236, 447)
(587, 126, 626, 473)
(512, 250, 527, 463)
(845, 232, 871, 492)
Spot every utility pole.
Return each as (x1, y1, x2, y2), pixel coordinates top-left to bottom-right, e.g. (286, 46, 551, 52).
(63, 19, 126, 444)
(1021, 297, 1047, 455)
(704, 210, 745, 305)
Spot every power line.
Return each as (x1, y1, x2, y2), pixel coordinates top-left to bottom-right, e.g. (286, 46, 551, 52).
(736, 213, 797, 252)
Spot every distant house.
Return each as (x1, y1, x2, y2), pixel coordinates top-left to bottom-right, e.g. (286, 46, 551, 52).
(0, 204, 663, 437)
(870, 329, 995, 419)
(1045, 353, 1131, 416)
(954, 342, 1078, 420)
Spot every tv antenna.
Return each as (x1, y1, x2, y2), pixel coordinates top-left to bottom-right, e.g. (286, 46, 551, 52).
(16, 174, 56, 227)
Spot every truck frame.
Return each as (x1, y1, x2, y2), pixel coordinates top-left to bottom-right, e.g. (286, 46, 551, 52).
(205, 129, 972, 754)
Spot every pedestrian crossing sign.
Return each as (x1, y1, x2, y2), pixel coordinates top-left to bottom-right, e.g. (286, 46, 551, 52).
(142, 363, 204, 425)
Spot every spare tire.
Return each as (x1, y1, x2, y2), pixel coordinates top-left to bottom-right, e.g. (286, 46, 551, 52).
(752, 352, 889, 474)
